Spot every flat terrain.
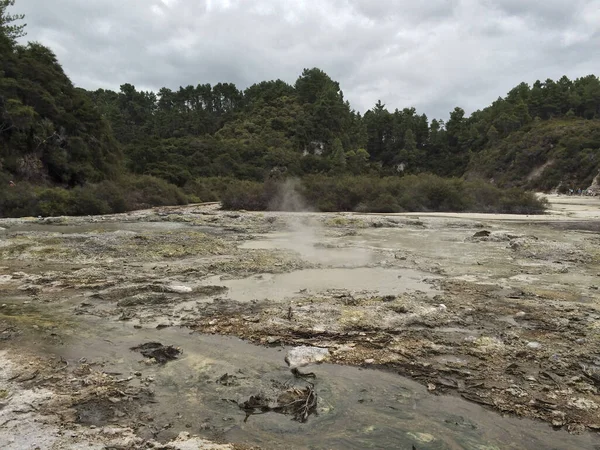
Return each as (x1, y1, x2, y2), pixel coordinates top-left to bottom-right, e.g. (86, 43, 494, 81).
(1, 195, 599, 449)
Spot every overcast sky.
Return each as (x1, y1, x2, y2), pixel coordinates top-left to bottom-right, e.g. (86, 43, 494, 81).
(15, 0, 600, 120)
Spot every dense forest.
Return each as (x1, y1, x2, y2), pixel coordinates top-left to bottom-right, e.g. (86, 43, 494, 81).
(3, 0, 599, 216)
(88, 72, 600, 192)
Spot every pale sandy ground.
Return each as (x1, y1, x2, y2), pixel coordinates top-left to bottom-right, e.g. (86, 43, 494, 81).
(365, 194, 600, 222)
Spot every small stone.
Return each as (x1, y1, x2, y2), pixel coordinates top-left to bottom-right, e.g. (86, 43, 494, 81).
(576, 338, 586, 344)
(438, 304, 447, 312)
(514, 311, 526, 319)
(364, 359, 375, 365)
(427, 383, 436, 391)
(167, 285, 192, 294)
(527, 341, 541, 350)
(134, 371, 142, 377)
(407, 432, 435, 444)
(285, 346, 330, 369)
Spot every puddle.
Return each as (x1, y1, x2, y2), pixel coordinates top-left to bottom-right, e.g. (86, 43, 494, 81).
(29, 319, 598, 450)
(240, 232, 381, 267)
(201, 267, 437, 302)
(3, 206, 600, 449)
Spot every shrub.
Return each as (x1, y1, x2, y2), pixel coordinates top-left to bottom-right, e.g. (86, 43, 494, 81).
(366, 193, 402, 213)
(120, 175, 188, 210)
(0, 175, 188, 218)
(69, 187, 112, 216)
(0, 173, 546, 218)
(36, 188, 74, 216)
(92, 181, 128, 213)
(221, 174, 547, 215)
(0, 181, 39, 217)
(499, 189, 548, 214)
(221, 180, 268, 210)
(183, 177, 236, 203)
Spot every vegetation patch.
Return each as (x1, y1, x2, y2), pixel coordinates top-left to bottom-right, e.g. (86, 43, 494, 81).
(221, 175, 548, 214)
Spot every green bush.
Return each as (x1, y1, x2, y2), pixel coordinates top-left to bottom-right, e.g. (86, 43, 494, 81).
(36, 188, 74, 216)
(365, 193, 402, 213)
(183, 177, 236, 203)
(120, 175, 188, 210)
(498, 189, 549, 214)
(69, 187, 112, 216)
(221, 180, 268, 210)
(0, 173, 546, 218)
(0, 181, 39, 217)
(0, 175, 188, 218)
(221, 174, 547, 214)
(92, 181, 128, 213)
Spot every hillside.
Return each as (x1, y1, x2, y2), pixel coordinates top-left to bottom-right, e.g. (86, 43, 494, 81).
(83, 71, 600, 196)
(1, 0, 597, 217)
(0, 29, 122, 186)
(467, 119, 600, 191)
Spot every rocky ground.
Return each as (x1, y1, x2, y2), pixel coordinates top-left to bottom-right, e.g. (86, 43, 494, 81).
(1, 195, 599, 448)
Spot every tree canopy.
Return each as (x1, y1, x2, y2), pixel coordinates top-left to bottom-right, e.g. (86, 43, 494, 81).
(0, 1, 122, 187)
(2, 0, 600, 198)
(0, 0, 25, 45)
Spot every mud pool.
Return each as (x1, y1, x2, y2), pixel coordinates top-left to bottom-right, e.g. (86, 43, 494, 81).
(200, 267, 437, 303)
(1, 196, 600, 449)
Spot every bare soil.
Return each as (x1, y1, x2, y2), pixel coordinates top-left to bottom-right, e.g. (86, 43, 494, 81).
(1, 195, 599, 448)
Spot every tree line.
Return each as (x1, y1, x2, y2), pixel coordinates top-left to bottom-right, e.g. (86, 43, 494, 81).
(84, 69, 600, 187)
(0, 0, 596, 216)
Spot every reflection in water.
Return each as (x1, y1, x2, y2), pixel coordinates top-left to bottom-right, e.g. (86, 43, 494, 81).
(42, 323, 598, 450)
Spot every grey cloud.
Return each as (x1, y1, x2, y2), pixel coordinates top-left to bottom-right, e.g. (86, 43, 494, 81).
(488, 0, 586, 25)
(347, 0, 460, 22)
(14, 0, 600, 120)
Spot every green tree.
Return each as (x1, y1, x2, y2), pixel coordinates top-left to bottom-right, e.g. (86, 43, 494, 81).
(486, 125, 499, 143)
(330, 137, 346, 168)
(0, 0, 25, 45)
(403, 129, 416, 152)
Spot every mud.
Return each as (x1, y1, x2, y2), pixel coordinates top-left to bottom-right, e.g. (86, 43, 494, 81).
(0, 197, 600, 448)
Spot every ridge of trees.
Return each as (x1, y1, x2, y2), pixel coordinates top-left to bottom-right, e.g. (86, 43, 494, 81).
(0, 1, 596, 217)
(85, 71, 600, 189)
